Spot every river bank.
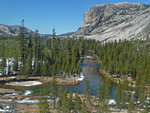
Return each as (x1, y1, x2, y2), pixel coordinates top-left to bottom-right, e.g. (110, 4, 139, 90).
(0, 92, 128, 113)
(0, 73, 85, 88)
(4, 73, 84, 87)
(0, 93, 135, 113)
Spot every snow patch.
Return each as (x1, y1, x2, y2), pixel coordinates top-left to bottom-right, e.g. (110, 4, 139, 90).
(16, 98, 39, 104)
(24, 90, 33, 95)
(23, 81, 42, 86)
(80, 56, 93, 59)
(7, 81, 42, 87)
(75, 73, 85, 82)
(108, 99, 116, 105)
(0, 105, 10, 112)
(4, 93, 19, 96)
(0, 109, 10, 112)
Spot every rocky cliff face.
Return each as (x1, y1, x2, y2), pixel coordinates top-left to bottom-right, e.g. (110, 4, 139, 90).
(0, 24, 33, 36)
(74, 2, 150, 42)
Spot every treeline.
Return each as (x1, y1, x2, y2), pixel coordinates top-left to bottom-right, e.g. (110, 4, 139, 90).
(0, 31, 150, 84)
(96, 40, 150, 81)
(0, 29, 82, 77)
(0, 33, 150, 112)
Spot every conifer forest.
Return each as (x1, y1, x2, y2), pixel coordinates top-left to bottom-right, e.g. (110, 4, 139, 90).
(0, 25, 149, 112)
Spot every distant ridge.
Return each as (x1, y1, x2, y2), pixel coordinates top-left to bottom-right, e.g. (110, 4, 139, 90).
(0, 24, 33, 36)
(58, 32, 74, 37)
(0, 23, 74, 38)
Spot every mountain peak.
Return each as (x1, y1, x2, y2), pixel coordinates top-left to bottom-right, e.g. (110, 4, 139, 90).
(74, 2, 150, 42)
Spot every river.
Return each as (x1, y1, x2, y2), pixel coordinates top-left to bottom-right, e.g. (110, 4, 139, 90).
(9, 58, 116, 99)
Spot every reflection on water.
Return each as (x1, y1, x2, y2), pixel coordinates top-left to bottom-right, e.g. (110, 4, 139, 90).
(8, 58, 116, 99)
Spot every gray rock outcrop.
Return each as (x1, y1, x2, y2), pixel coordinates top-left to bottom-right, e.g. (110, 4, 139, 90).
(0, 24, 33, 36)
(74, 2, 150, 42)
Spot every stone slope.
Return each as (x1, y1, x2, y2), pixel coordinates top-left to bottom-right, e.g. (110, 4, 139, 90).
(74, 2, 150, 42)
(0, 24, 33, 36)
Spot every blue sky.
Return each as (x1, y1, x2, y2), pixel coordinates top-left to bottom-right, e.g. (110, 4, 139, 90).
(0, 0, 150, 34)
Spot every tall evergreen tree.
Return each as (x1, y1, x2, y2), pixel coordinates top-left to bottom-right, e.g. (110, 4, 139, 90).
(0, 42, 6, 75)
(49, 77, 57, 109)
(0, 55, 6, 75)
(83, 77, 93, 105)
(13, 50, 19, 72)
(73, 94, 82, 112)
(115, 81, 122, 110)
(38, 89, 50, 113)
(18, 19, 27, 66)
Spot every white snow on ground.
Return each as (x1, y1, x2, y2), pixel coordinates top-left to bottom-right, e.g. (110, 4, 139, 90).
(85, 56, 93, 59)
(0, 109, 10, 112)
(75, 73, 85, 82)
(22, 81, 42, 86)
(17, 98, 59, 103)
(4, 93, 19, 96)
(0, 105, 10, 112)
(80, 56, 93, 59)
(0, 98, 59, 104)
(24, 90, 33, 95)
(10, 76, 16, 79)
(0, 58, 22, 75)
(0, 99, 12, 102)
(108, 99, 116, 105)
(6, 58, 14, 74)
(0, 58, 14, 75)
(7, 81, 42, 87)
(135, 100, 140, 104)
(16, 98, 39, 104)
(0, 97, 60, 104)
(0, 98, 37, 103)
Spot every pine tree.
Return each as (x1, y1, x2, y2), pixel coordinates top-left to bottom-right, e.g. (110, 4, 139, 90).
(34, 29, 40, 60)
(57, 86, 63, 110)
(83, 77, 93, 105)
(97, 101, 109, 113)
(115, 81, 122, 110)
(18, 19, 27, 67)
(49, 77, 57, 109)
(67, 92, 74, 112)
(42, 60, 49, 76)
(73, 94, 82, 112)
(33, 29, 41, 75)
(0, 55, 6, 75)
(33, 58, 41, 76)
(128, 99, 135, 113)
(38, 89, 50, 113)
(24, 48, 32, 76)
(13, 50, 19, 72)
(52, 28, 56, 39)
(77, 62, 81, 75)
(138, 75, 146, 107)
(142, 102, 149, 113)
(80, 103, 89, 113)
(96, 79, 102, 105)
(58, 88, 70, 113)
